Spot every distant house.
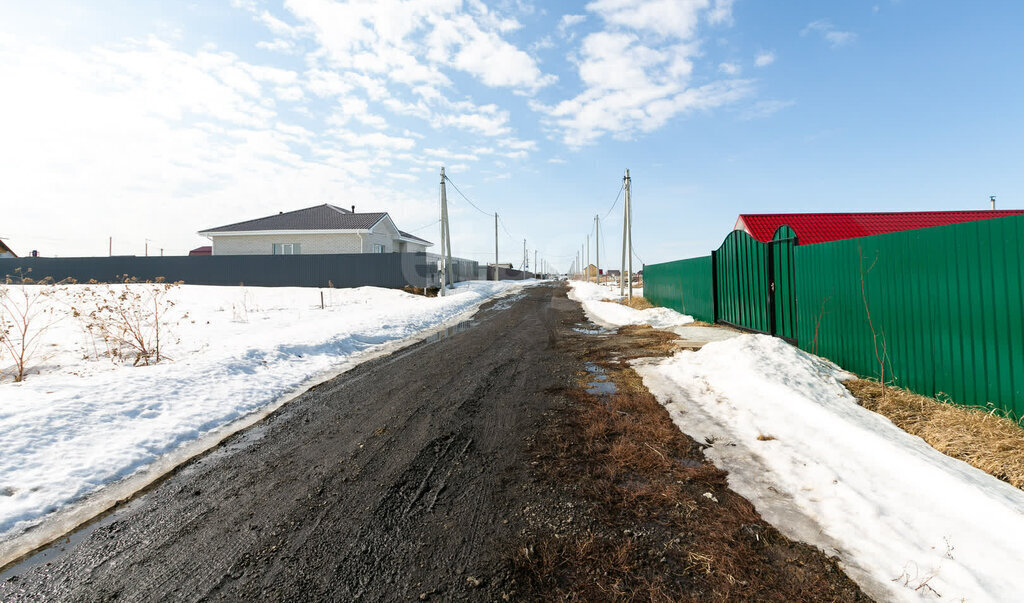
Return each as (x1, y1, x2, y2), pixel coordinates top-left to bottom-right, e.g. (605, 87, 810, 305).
(198, 204, 433, 256)
(0, 239, 16, 258)
(189, 246, 212, 256)
(734, 210, 1024, 244)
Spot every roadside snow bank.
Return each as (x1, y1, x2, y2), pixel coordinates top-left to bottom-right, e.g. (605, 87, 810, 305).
(637, 334, 1024, 602)
(568, 281, 691, 329)
(0, 280, 525, 546)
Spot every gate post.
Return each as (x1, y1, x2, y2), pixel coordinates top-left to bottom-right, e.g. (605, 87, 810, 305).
(768, 241, 777, 336)
(711, 249, 719, 323)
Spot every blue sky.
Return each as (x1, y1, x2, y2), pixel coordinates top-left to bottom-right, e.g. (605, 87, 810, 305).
(1, 1, 1021, 270)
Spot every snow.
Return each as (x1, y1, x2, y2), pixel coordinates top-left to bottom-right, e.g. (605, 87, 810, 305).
(636, 333, 1024, 602)
(568, 280, 693, 329)
(0, 280, 528, 550)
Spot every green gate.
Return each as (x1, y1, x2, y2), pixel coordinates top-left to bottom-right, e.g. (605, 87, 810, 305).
(713, 230, 771, 333)
(711, 227, 798, 342)
(768, 225, 798, 341)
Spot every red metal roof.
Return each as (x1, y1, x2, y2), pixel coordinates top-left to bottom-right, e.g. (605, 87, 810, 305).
(735, 211, 1024, 245)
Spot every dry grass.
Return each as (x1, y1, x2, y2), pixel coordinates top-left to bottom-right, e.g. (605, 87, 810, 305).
(507, 324, 868, 601)
(686, 320, 715, 327)
(401, 285, 439, 297)
(847, 379, 1024, 488)
(600, 296, 655, 310)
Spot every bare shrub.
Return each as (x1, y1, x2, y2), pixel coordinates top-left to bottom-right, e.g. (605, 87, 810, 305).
(72, 278, 182, 366)
(0, 272, 58, 382)
(231, 287, 255, 323)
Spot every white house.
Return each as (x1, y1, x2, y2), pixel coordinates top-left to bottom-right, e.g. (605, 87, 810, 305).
(198, 204, 433, 256)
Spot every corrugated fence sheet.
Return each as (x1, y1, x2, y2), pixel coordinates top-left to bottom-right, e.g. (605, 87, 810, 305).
(714, 230, 771, 333)
(643, 256, 713, 322)
(795, 214, 1024, 417)
(0, 253, 480, 289)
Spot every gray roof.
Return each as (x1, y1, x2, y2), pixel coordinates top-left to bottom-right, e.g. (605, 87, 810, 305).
(397, 230, 432, 245)
(199, 203, 433, 246)
(200, 204, 389, 233)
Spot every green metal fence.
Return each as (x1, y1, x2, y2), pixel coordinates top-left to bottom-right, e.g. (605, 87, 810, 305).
(795, 214, 1024, 417)
(643, 256, 713, 322)
(645, 213, 1024, 417)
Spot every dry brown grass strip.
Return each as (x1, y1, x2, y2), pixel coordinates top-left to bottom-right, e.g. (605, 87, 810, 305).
(601, 296, 656, 310)
(847, 379, 1024, 488)
(508, 323, 867, 601)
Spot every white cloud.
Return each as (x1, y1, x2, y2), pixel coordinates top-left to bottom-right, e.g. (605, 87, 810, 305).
(738, 99, 795, 120)
(256, 39, 297, 53)
(558, 14, 586, 38)
(707, 0, 734, 25)
(0, 33, 434, 256)
(802, 19, 857, 48)
(585, 0, 726, 38)
(719, 61, 740, 74)
(536, 0, 748, 147)
(754, 50, 775, 67)
(283, 0, 554, 93)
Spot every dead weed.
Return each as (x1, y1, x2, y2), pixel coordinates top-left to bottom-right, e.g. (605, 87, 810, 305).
(508, 326, 867, 601)
(847, 378, 1024, 488)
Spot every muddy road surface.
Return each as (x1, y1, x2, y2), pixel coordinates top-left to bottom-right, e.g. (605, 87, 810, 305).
(1, 284, 866, 601)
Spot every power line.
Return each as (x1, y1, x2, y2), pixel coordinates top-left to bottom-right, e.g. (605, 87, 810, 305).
(442, 173, 493, 217)
(498, 216, 516, 239)
(602, 182, 624, 220)
(405, 219, 441, 233)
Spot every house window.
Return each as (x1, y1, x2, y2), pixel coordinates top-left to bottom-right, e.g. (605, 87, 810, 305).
(373, 244, 385, 253)
(273, 243, 300, 255)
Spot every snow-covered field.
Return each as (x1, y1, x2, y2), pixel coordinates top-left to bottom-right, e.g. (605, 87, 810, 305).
(568, 280, 693, 329)
(0, 280, 528, 553)
(637, 334, 1024, 602)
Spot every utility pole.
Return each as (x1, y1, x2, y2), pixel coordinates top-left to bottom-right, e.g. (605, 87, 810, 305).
(586, 235, 590, 283)
(534, 250, 538, 278)
(522, 239, 527, 273)
(108, 237, 112, 257)
(625, 169, 633, 300)
(494, 212, 499, 281)
(439, 167, 453, 296)
(594, 214, 600, 285)
(620, 181, 627, 296)
(145, 239, 149, 257)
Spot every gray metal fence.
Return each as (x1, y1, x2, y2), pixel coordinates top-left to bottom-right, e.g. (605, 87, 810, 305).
(0, 253, 480, 289)
(487, 266, 536, 281)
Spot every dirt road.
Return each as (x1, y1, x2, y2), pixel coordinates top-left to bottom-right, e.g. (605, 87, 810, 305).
(0, 284, 866, 601)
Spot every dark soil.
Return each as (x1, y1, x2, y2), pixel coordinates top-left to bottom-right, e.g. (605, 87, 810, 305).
(0, 284, 868, 601)
(504, 322, 870, 601)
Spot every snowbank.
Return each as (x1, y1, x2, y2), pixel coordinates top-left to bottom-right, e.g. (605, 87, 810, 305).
(637, 334, 1024, 602)
(568, 281, 691, 329)
(0, 280, 525, 546)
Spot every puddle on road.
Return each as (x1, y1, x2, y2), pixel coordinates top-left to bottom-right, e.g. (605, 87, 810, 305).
(489, 292, 527, 312)
(584, 362, 618, 396)
(423, 320, 476, 344)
